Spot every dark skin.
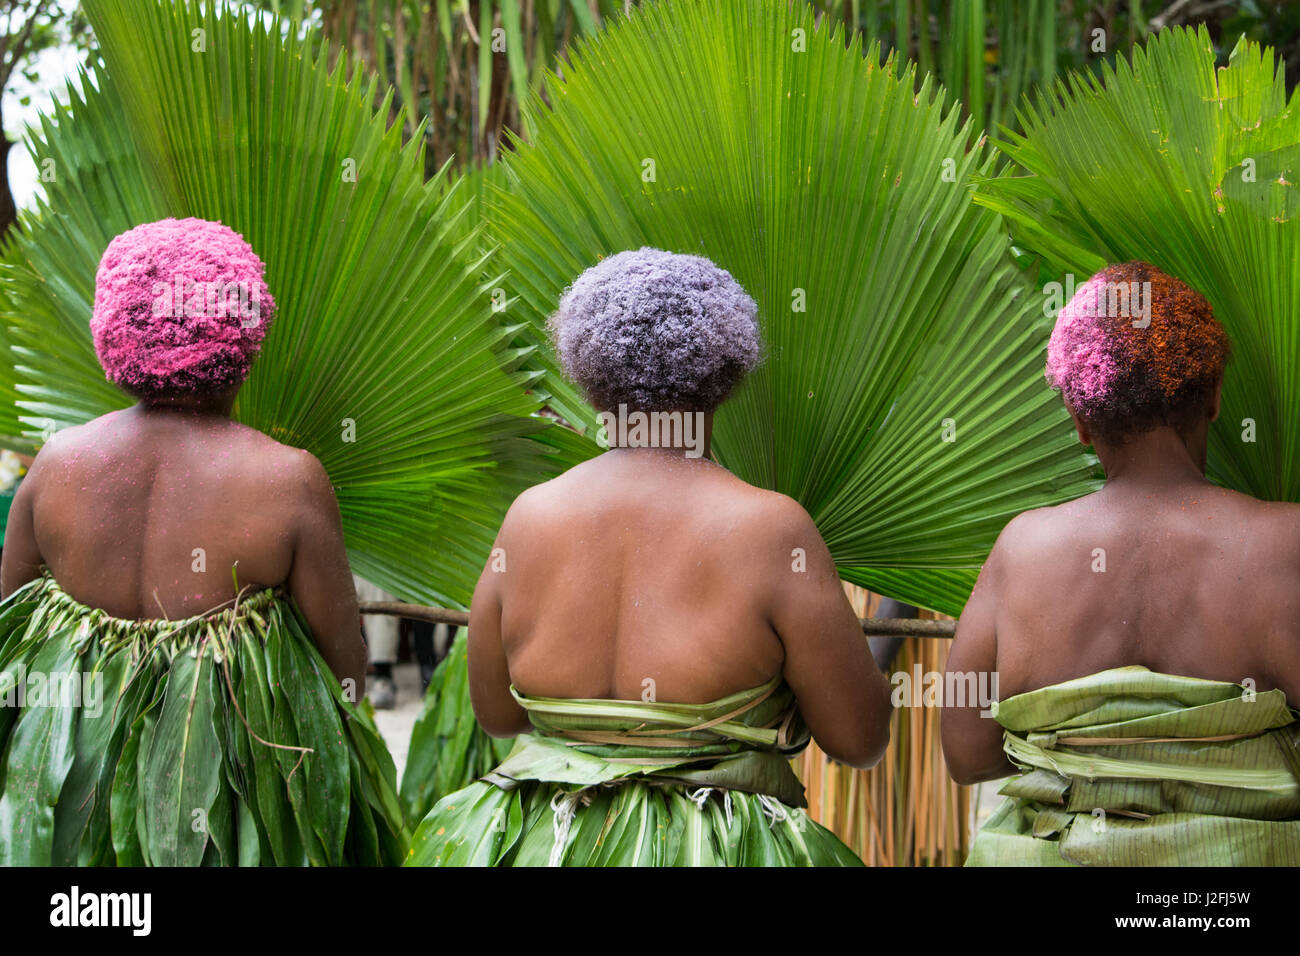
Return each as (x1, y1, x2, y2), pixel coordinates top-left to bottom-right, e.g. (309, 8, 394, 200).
(0, 389, 366, 696)
(468, 412, 893, 769)
(943, 381, 1300, 784)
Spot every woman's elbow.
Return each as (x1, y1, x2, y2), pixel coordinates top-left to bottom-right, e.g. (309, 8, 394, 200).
(480, 721, 527, 739)
(830, 740, 888, 771)
(939, 726, 975, 784)
(473, 703, 532, 738)
(823, 709, 892, 769)
(945, 760, 1012, 787)
(943, 759, 982, 787)
(941, 731, 1013, 786)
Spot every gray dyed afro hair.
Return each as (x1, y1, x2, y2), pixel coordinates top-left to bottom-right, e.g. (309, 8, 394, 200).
(548, 247, 761, 412)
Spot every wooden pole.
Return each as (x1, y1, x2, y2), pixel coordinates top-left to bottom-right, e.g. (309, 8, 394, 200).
(357, 601, 957, 637)
(855, 618, 955, 638)
(358, 601, 468, 627)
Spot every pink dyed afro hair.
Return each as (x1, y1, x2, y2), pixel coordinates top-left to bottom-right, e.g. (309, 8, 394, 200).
(91, 217, 274, 400)
(1045, 261, 1230, 444)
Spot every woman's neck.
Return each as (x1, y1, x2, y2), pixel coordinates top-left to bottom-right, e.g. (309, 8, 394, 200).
(136, 393, 236, 418)
(1096, 426, 1209, 490)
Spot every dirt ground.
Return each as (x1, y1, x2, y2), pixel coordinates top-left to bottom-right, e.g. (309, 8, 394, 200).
(371, 662, 426, 784)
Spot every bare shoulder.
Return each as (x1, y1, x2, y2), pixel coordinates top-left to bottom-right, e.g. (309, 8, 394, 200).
(995, 502, 1067, 549)
(986, 495, 1098, 573)
(20, 411, 132, 486)
(1241, 495, 1300, 565)
(498, 468, 575, 524)
(32, 410, 126, 458)
(221, 431, 338, 517)
(743, 485, 820, 538)
(263, 441, 335, 498)
(706, 483, 834, 572)
(1170, 487, 1300, 573)
(1242, 494, 1300, 527)
(495, 453, 633, 523)
(1013, 491, 1102, 538)
(483, 468, 578, 553)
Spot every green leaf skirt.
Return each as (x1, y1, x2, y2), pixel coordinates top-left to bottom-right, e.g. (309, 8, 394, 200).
(404, 672, 863, 867)
(0, 572, 409, 866)
(967, 666, 1300, 866)
(400, 629, 514, 827)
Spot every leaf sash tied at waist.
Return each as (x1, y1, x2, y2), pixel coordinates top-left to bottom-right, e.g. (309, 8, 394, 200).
(966, 665, 1300, 865)
(480, 675, 812, 808)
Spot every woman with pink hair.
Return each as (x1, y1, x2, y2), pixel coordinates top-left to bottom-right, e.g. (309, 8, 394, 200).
(0, 218, 406, 866)
(943, 261, 1300, 865)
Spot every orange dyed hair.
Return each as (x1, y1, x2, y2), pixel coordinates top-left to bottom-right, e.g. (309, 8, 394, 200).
(1045, 261, 1231, 444)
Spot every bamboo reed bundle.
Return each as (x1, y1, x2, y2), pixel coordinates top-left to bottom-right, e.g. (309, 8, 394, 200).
(793, 584, 972, 866)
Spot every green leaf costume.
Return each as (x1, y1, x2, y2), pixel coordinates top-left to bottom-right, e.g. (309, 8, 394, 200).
(967, 667, 1300, 866)
(406, 676, 861, 866)
(0, 573, 409, 866)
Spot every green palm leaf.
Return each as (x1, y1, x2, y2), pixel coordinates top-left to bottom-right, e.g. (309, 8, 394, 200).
(490, 0, 1098, 615)
(978, 25, 1300, 501)
(1, 0, 582, 605)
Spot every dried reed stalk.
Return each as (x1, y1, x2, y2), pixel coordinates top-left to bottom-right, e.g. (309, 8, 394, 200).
(794, 584, 971, 866)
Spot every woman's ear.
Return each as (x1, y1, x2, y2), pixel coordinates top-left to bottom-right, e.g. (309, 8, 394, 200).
(1209, 378, 1223, 423)
(1068, 407, 1091, 446)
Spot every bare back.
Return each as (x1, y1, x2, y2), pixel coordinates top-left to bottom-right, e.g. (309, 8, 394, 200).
(498, 454, 788, 702)
(992, 483, 1300, 701)
(466, 449, 893, 768)
(943, 476, 1300, 784)
(1, 405, 365, 688)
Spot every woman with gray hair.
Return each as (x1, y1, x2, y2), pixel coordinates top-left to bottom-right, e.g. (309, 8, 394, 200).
(407, 247, 891, 866)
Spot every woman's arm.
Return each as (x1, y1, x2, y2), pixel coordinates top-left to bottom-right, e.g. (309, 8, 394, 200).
(466, 525, 531, 737)
(941, 545, 1016, 785)
(285, 451, 367, 699)
(767, 496, 893, 769)
(1, 459, 45, 598)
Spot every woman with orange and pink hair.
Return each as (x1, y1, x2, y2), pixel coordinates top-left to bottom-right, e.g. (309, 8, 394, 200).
(943, 261, 1300, 865)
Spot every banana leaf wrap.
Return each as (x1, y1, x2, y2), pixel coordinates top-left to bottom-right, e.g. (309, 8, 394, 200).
(405, 674, 863, 866)
(967, 666, 1300, 866)
(0, 571, 409, 866)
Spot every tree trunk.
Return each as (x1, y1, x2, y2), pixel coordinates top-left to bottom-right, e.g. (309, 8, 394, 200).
(0, 95, 16, 239)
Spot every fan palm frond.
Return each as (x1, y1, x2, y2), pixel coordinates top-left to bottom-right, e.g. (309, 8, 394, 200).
(489, 0, 1098, 615)
(978, 25, 1300, 501)
(1, 0, 583, 605)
